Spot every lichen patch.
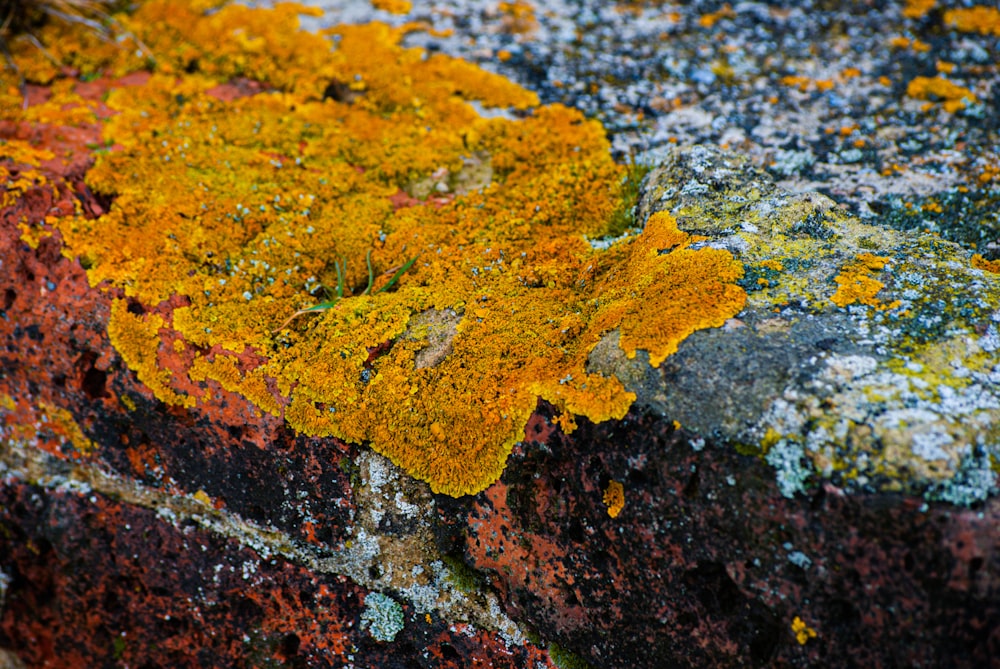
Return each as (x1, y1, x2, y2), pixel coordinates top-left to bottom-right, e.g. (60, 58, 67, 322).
(14, 1, 746, 496)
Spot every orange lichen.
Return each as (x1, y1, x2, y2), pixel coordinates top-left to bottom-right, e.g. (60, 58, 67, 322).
(23, 0, 746, 496)
(372, 0, 412, 15)
(779, 75, 838, 94)
(906, 76, 977, 113)
(106, 299, 196, 409)
(497, 1, 538, 35)
(780, 75, 810, 92)
(698, 4, 734, 28)
(602, 480, 625, 518)
(902, 0, 935, 20)
(944, 7, 1000, 36)
(830, 253, 899, 310)
(889, 36, 930, 52)
(1, 139, 54, 214)
(972, 254, 1000, 274)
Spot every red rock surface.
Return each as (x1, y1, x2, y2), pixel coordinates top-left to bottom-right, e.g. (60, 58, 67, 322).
(441, 405, 1000, 667)
(0, 480, 550, 668)
(0, 78, 552, 668)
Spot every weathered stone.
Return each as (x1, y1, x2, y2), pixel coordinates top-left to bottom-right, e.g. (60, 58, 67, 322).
(4, 1, 1000, 668)
(453, 404, 1000, 669)
(592, 145, 1000, 502)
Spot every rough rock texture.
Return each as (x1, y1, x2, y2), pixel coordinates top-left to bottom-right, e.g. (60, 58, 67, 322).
(3, 1, 1000, 668)
(443, 407, 1000, 668)
(592, 145, 1000, 503)
(0, 106, 548, 666)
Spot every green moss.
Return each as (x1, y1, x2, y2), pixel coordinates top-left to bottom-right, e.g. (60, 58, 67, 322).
(441, 554, 486, 594)
(604, 161, 651, 239)
(549, 642, 595, 669)
(112, 635, 126, 661)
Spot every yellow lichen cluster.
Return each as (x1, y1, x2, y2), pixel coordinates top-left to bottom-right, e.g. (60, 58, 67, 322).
(902, 0, 935, 20)
(371, 0, 412, 15)
(972, 254, 1000, 274)
(791, 616, 817, 645)
(944, 7, 1000, 36)
(602, 480, 625, 518)
(906, 76, 977, 113)
(38, 402, 98, 455)
(830, 253, 900, 310)
(697, 4, 734, 28)
(13, 0, 746, 496)
(1, 140, 54, 211)
(888, 36, 931, 53)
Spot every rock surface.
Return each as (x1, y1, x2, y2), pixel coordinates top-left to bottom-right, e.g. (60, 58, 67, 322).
(3, 1, 1000, 668)
(595, 145, 1000, 503)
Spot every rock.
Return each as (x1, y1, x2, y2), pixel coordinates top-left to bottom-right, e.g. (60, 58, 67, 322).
(452, 405, 1000, 668)
(3, 1, 1000, 668)
(592, 145, 1000, 503)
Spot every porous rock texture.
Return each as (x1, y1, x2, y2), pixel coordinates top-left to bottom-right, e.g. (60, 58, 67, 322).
(3, 1, 1000, 668)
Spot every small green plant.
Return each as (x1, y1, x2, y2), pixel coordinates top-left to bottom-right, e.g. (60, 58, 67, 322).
(273, 250, 417, 332)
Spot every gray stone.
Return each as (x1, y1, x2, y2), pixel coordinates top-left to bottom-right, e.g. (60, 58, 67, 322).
(590, 146, 1000, 502)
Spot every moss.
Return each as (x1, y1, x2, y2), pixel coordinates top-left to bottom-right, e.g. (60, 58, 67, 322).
(441, 554, 486, 594)
(549, 642, 594, 669)
(19, 0, 746, 496)
(603, 161, 651, 240)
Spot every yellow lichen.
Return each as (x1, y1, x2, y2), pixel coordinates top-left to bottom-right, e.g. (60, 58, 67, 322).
(38, 402, 97, 455)
(192, 489, 213, 505)
(902, 0, 935, 19)
(791, 616, 817, 645)
(888, 36, 931, 52)
(106, 299, 196, 408)
(972, 254, 1000, 274)
(698, 3, 734, 28)
(29, 0, 745, 496)
(2, 139, 53, 214)
(831, 253, 899, 309)
(497, 1, 538, 35)
(372, 0, 412, 15)
(906, 76, 977, 113)
(602, 480, 625, 518)
(944, 7, 1000, 36)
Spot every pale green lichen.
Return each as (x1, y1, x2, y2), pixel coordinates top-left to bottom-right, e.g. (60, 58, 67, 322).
(764, 440, 813, 499)
(360, 591, 405, 642)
